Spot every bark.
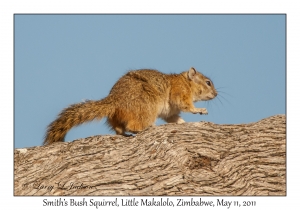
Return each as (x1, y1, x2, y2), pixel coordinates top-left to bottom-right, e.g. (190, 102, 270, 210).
(14, 115, 286, 196)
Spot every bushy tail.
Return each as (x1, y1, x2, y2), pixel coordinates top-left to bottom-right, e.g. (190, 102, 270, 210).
(43, 98, 113, 145)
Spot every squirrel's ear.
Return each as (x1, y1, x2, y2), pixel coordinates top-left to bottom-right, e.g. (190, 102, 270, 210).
(187, 67, 197, 80)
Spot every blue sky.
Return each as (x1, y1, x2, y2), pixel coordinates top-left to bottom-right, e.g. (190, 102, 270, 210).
(14, 14, 285, 148)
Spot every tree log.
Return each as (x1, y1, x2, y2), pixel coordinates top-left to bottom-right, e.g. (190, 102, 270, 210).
(14, 115, 286, 196)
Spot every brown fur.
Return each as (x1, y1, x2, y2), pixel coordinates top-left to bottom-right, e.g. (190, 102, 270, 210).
(44, 67, 217, 145)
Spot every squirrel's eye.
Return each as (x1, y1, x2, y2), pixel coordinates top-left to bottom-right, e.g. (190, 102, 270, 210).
(206, 81, 211, 86)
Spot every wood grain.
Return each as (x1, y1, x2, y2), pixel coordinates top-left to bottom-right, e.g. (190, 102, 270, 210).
(14, 115, 286, 196)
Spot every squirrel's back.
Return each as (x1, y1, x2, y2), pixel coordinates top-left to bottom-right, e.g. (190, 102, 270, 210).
(109, 69, 171, 107)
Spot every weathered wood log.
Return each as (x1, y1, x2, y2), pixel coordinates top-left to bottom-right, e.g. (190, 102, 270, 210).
(14, 115, 286, 196)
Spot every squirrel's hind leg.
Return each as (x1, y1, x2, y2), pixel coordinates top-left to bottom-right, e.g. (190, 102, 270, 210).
(106, 117, 127, 136)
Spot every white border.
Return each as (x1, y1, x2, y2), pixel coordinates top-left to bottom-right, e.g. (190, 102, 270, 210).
(3, 0, 297, 209)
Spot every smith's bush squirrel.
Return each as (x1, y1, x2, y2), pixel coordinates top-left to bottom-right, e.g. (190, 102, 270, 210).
(44, 67, 217, 145)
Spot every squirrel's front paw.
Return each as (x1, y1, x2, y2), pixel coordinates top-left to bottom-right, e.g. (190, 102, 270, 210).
(198, 108, 208, 115)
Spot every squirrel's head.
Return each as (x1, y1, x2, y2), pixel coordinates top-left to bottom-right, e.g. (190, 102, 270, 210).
(187, 67, 218, 102)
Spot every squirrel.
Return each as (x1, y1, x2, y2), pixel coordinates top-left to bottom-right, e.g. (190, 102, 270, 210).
(44, 67, 217, 145)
